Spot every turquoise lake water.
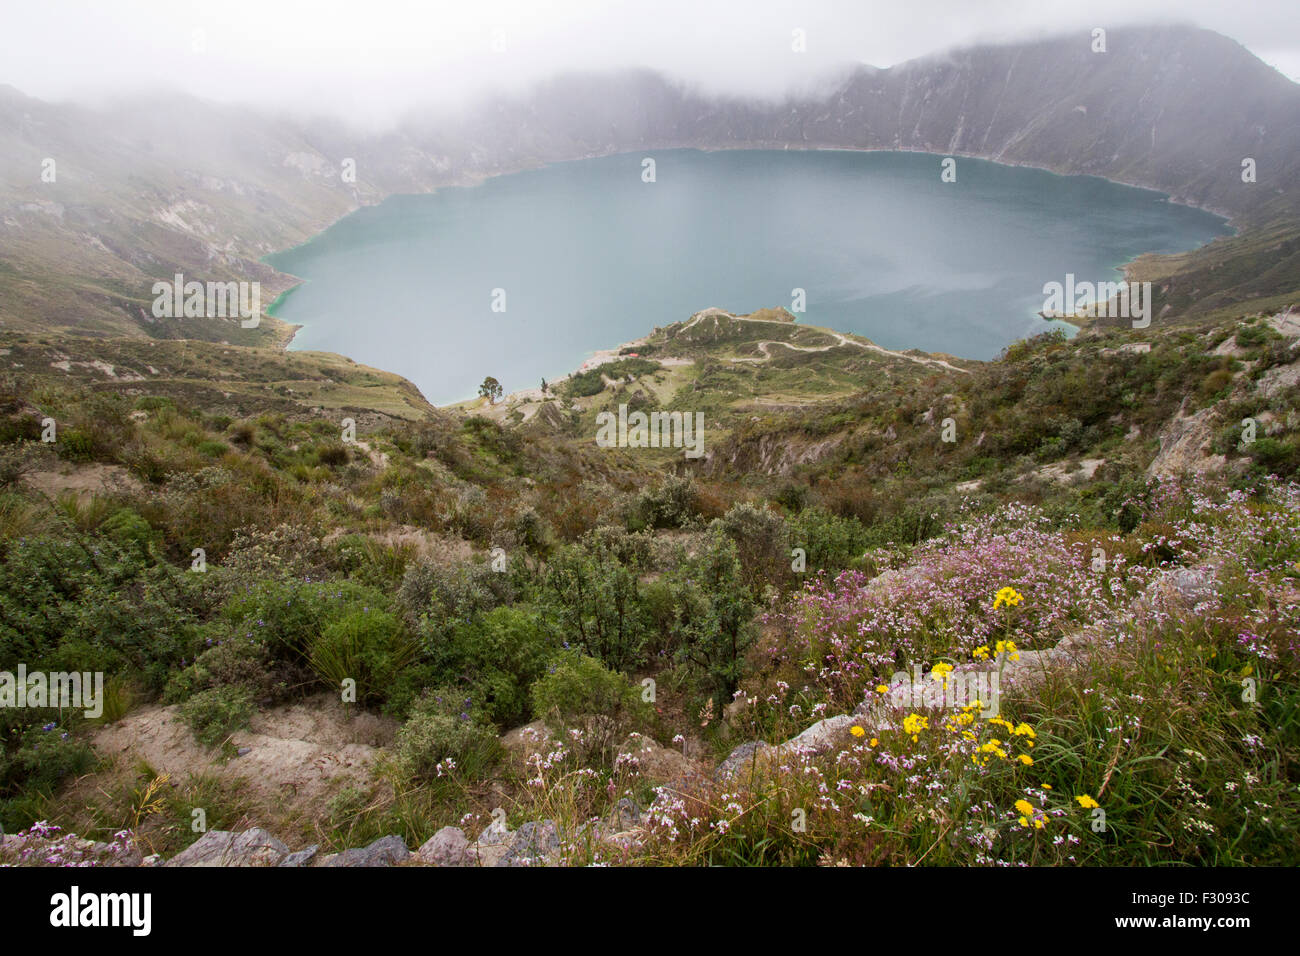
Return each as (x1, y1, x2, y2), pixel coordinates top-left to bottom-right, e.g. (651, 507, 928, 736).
(265, 149, 1230, 405)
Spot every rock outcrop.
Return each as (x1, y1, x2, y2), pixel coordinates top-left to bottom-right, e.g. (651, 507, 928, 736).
(165, 828, 292, 867)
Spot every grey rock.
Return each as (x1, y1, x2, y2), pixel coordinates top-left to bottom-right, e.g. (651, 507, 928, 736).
(1141, 565, 1218, 611)
(499, 820, 560, 867)
(278, 845, 319, 867)
(607, 797, 642, 831)
(716, 740, 773, 780)
(323, 834, 410, 867)
(416, 827, 470, 867)
(467, 819, 514, 868)
(165, 828, 289, 867)
(777, 714, 856, 755)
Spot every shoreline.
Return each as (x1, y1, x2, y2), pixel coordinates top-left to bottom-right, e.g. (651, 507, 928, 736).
(445, 330, 656, 412)
(258, 144, 1237, 397)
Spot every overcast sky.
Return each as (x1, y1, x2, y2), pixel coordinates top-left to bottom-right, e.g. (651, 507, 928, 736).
(3, 0, 1297, 126)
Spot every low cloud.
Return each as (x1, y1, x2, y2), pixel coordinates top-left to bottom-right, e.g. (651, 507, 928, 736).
(2, 0, 1296, 126)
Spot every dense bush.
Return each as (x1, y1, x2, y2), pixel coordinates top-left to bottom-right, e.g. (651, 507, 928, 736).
(531, 653, 649, 762)
(0, 536, 196, 691)
(220, 577, 393, 661)
(307, 609, 418, 707)
(391, 689, 501, 783)
(398, 557, 514, 629)
(0, 720, 94, 829)
(665, 531, 757, 708)
(713, 502, 790, 590)
(543, 536, 652, 671)
(422, 605, 561, 727)
(787, 506, 872, 574)
(179, 685, 254, 748)
(624, 475, 700, 531)
(163, 636, 274, 704)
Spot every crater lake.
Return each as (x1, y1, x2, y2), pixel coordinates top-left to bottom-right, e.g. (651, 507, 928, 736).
(265, 149, 1231, 405)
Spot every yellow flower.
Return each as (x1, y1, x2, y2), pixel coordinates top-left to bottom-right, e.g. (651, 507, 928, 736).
(1042, 784, 1052, 790)
(930, 662, 953, 683)
(902, 713, 929, 736)
(972, 645, 990, 661)
(993, 587, 1025, 610)
(1012, 723, 1036, 739)
(1017, 754, 1034, 766)
(869, 738, 878, 747)
(1015, 799, 1035, 816)
(875, 685, 889, 694)
(1076, 794, 1100, 809)
(850, 725, 866, 738)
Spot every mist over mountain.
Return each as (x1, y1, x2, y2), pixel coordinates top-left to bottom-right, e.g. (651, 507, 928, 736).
(2, 24, 1298, 338)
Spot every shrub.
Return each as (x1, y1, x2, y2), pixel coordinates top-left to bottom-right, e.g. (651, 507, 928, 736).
(425, 605, 561, 727)
(220, 577, 392, 661)
(100, 507, 152, 549)
(307, 609, 418, 707)
(398, 558, 514, 628)
(179, 685, 254, 748)
(624, 475, 699, 531)
(787, 507, 872, 574)
(163, 638, 273, 704)
(666, 531, 757, 709)
(333, 535, 419, 588)
(531, 653, 649, 762)
(0, 720, 94, 830)
(713, 502, 790, 590)
(543, 539, 650, 671)
(391, 690, 501, 783)
(0, 536, 196, 692)
(316, 442, 350, 466)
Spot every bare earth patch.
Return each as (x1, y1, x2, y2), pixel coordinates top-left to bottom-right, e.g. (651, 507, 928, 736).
(91, 693, 396, 818)
(23, 462, 143, 498)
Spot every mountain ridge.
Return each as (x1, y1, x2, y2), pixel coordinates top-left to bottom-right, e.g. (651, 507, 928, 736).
(2, 24, 1298, 342)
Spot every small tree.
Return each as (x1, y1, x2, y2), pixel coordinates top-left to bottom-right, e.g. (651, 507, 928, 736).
(479, 376, 503, 405)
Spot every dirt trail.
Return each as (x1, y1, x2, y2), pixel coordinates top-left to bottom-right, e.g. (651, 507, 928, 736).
(679, 310, 971, 373)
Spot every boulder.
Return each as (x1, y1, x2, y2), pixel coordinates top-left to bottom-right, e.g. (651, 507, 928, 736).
(1136, 565, 1218, 614)
(165, 828, 290, 867)
(776, 714, 856, 754)
(499, 820, 561, 867)
(466, 819, 515, 868)
(501, 720, 556, 759)
(279, 845, 319, 867)
(607, 797, 643, 832)
(322, 834, 410, 867)
(416, 827, 470, 867)
(716, 740, 773, 780)
(616, 732, 701, 786)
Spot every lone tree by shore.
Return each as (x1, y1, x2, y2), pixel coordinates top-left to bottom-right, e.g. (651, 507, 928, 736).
(479, 376, 503, 405)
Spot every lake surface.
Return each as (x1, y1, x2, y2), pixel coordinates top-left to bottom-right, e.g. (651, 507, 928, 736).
(265, 149, 1229, 405)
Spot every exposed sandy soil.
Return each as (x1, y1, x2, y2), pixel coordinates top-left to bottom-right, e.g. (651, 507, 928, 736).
(23, 462, 143, 499)
(91, 693, 396, 818)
